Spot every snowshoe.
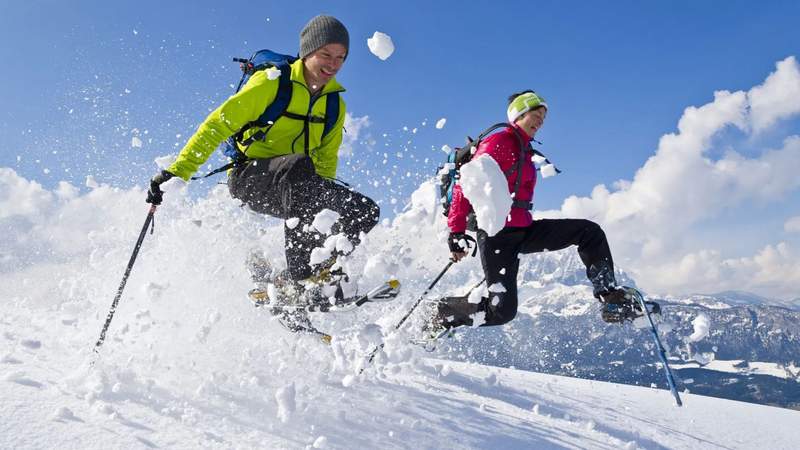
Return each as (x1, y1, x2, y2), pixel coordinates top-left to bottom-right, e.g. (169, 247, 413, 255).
(263, 280, 401, 313)
(249, 279, 400, 313)
(600, 286, 660, 323)
(276, 312, 332, 345)
(410, 327, 455, 352)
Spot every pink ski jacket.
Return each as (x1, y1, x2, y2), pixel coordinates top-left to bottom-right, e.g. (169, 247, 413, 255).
(447, 123, 537, 233)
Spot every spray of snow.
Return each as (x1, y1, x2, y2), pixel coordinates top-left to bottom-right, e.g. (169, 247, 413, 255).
(540, 164, 557, 178)
(154, 153, 176, 169)
(468, 284, 487, 304)
(311, 209, 340, 234)
(275, 382, 296, 423)
(264, 67, 281, 80)
(1, 168, 799, 449)
(458, 154, 512, 236)
(488, 282, 507, 293)
(688, 313, 711, 342)
(286, 217, 300, 229)
(309, 233, 353, 266)
(435, 118, 447, 129)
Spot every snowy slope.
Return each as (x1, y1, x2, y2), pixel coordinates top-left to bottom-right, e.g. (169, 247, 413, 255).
(2, 169, 800, 449)
(3, 322, 799, 450)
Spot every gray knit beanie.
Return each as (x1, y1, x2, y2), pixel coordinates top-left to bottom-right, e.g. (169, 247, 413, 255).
(299, 15, 349, 59)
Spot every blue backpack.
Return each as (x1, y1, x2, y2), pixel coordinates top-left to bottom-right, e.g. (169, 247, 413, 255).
(197, 49, 341, 178)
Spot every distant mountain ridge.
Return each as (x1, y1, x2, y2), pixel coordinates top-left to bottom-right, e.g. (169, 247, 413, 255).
(688, 290, 800, 311)
(434, 249, 800, 410)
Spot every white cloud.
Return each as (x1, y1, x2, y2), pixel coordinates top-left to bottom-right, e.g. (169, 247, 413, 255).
(0, 168, 149, 267)
(0, 168, 54, 220)
(785, 216, 800, 233)
(340, 113, 372, 157)
(540, 56, 800, 299)
(631, 243, 800, 300)
(749, 56, 800, 133)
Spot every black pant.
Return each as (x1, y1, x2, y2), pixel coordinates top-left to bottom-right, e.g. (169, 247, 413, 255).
(440, 219, 614, 328)
(228, 154, 380, 280)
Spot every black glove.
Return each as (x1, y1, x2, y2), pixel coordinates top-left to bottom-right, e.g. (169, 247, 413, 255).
(146, 170, 175, 205)
(448, 232, 476, 255)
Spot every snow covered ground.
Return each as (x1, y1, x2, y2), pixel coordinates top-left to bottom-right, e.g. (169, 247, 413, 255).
(3, 328, 799, 449)
(2, 169, 799, 449)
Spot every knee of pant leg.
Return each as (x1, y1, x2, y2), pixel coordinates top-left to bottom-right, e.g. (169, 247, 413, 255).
(363, 196, 380, 229)
(489, 307, 517, 326)
(227, 166, 253, 202)
(347, 194, 379, 234)
(583, 219, 605, 237)
(286, 155, 318, 181)
(485, 293, 518, 326)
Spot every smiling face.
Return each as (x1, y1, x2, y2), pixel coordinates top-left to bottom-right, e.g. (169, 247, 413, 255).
(302, 43, 347, 92)
(517, 106, 547, 137)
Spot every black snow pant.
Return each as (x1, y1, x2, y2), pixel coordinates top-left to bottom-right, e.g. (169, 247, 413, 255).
(439, 219, 615, 328)
(228, 154, 380, 281)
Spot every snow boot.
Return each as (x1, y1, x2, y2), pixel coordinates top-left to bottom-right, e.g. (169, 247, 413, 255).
(599, 286, 661, 323)
(423, 295, 482, 333)
(247, 249, 345, 310)
(588, 259, 618, 300)
(247, 250, 276, 285)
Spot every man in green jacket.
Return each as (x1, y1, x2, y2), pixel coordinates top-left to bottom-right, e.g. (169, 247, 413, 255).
(146, 15, 379, 326)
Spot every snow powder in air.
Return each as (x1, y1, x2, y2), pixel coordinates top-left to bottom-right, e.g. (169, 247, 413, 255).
(459, 154, 512, 236)
(488, 282, 507, 293)
(285, 217, 300, 229)
(436, 118, 447, 129)
(265, 67, 282, 80)
(310, 233, 353, 265)
(311, 209, 340, 234)
(275, 383, 296, 423)
(688, 313, 711, 342)
(540, 163, 557, 178)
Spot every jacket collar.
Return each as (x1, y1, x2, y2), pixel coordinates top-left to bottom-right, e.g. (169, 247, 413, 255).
(509, 121, 533, 142)
(290, 59, 345, 94)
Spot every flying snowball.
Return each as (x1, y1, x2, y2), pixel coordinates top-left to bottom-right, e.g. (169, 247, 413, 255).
(540, 164, 557, 178)
(367, 31, 395, 60)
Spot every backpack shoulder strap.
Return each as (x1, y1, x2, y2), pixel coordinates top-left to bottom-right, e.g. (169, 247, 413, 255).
(252, 63, 293, 128)
(322, 92, 340, 139)
(476, 123, 513, 142)
(235, 62, 293, 147)
(503, 126, 529, 175)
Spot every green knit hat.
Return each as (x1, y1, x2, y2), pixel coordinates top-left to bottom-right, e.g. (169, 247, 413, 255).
(507, 92, 548, 123)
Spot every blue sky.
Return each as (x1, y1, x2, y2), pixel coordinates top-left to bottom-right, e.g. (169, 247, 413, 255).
(1, 0, 799, 298)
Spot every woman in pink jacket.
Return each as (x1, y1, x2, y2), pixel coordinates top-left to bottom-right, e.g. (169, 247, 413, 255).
(433, 91, 644, 331)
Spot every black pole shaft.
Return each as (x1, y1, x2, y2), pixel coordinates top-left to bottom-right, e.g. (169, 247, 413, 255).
(391, 261, 453, 332)
(361, 261, 454, 371)
(94, 205, 157, 352)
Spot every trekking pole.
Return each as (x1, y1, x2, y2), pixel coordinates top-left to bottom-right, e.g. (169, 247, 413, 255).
(360, 261, 454, 373)
(93, 205, 157, 353)
(633, 289, 683, 407)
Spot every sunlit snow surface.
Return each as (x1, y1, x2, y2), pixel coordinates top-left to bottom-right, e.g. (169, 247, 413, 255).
(1, 169, 798, 449)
